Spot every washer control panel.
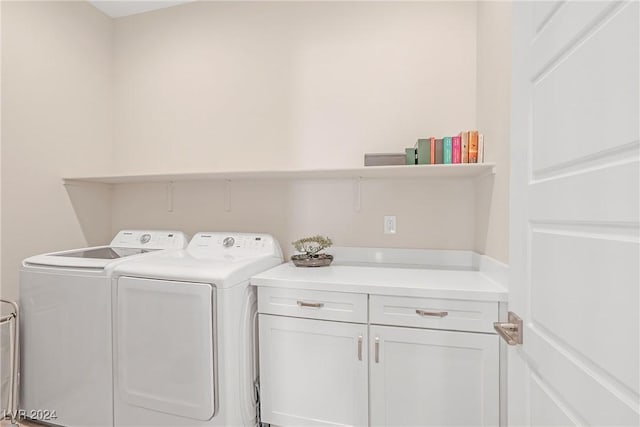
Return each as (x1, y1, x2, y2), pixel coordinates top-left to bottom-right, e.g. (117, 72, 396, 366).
(110, 230, 188, 250)
(188, 232, 282, 259)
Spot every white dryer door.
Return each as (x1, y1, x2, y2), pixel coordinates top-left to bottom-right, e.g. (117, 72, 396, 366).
(116, 276, 216, 420)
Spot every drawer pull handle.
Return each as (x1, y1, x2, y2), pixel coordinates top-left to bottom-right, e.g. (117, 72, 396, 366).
(297, 301, 324, 308)
(357, 336, 363, 361)
(374, 337, 380, 363)
(416, 309, 448, 318)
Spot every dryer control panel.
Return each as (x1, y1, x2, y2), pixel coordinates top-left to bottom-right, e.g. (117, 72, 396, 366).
(188, 232, 283, 259)
(110, 230, 188, 250)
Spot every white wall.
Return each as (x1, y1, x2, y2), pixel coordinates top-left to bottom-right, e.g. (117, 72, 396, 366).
(108, 1, 486, 257)
(474, 1, 512, 263)
(112, 1, 478, 174)
(0, 1, 114, 301)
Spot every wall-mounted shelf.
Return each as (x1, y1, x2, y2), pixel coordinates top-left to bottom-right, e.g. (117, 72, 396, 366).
(63, 163, 496, 185)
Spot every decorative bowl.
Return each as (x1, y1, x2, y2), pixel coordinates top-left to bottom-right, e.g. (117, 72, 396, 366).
(291, 254, 334, 267)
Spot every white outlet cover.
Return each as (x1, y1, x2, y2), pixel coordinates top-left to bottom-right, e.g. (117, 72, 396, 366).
(384, 215, 397, 234)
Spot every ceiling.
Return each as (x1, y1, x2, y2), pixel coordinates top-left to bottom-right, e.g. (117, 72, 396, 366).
(89, 1, 196, 18)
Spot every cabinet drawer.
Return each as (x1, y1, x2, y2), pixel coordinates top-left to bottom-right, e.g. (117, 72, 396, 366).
(370, 295, 497, 333)
(258, 287, 367, 323)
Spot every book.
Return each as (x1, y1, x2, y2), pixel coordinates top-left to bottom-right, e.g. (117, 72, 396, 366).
(452, 135, 461, 163)
(415, 138, 431, 164)
(435, 139, 444, 164)
(478, 133, 484, 163)
(443, 136, 452, 164)
(405, 147, 417, 165)
(461, 131, 469, 163)
(469, 131, 479, 163)
(364, 153, 406, 166)
(430, 137, 436, 164)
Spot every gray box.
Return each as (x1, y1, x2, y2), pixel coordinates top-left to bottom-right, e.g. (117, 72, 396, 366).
(364, 153, 408, 166)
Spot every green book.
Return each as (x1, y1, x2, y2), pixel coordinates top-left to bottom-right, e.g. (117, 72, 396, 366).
(405, 148, 417, 165)
(415, 138, 431, 165)
(443, 136, 453, 164)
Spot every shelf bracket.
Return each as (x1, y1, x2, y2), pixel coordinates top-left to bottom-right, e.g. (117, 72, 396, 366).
(353, 177, 362, 213)
(224, 180, 232, 212)
(167, 182, 174, 213)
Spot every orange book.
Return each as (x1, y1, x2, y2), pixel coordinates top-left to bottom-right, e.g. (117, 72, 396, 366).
(461, 131, 469, 163)
(430, 137, 436, 164)
(469, 130, 478, 163)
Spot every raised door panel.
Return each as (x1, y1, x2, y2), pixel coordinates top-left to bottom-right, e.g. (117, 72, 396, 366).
(259, 314, 368, 427)
(370, 325, 499, 427)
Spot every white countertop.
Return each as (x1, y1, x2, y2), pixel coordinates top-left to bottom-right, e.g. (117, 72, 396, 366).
(251, 262, 508, 302)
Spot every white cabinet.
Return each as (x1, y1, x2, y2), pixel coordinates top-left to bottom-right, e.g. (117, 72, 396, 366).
(259, 314, 369, 427)
(257, 286, 501, 427)
(369, 325, 499, 426)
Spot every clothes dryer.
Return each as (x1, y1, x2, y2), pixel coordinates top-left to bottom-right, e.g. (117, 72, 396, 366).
(20, 230, 188, 427)
(111, 232, 283, 427)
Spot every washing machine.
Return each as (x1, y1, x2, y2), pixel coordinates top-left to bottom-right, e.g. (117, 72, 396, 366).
(20, 230, 188, 427)
(111, 232, 283, 427)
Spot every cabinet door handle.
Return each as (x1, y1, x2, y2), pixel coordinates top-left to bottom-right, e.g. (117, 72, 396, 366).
(416, 309, 448, 318)
(357, 336, 363, 361)
(296, 301, 324, 308)
(374, 337, 380, 363)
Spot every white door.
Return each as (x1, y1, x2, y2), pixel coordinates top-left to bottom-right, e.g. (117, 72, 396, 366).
(369, 325, 499, 427)
(258, 314, 368, 427)
(509, 1, 639, 425)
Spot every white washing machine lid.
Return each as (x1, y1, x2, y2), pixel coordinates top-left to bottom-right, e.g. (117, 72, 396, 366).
(112, 250, 283, 287)
(24, 246, 156, 269)
(23, 230, 188, 270)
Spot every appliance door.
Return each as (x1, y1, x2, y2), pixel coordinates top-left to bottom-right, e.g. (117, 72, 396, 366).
(115, 276, 216, 421)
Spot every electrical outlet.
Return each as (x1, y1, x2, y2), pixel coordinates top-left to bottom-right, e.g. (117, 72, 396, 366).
(384, 215, 397, 234)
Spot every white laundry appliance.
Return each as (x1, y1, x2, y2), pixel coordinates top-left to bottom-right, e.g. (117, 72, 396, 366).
(20, 230, 188, 427)
(111, 232, 283, 427)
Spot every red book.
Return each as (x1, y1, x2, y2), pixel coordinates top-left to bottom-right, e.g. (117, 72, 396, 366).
(452, 136, 461, 163)
(430, 137, 436, 164)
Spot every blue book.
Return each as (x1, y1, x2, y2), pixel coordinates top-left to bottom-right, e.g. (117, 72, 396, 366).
(443, 136, 452, 164)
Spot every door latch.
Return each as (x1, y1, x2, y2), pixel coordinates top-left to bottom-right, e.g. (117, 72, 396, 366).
(494, 311, 523, 345)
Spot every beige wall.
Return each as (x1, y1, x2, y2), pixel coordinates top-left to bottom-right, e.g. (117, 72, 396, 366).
(112, 1, 478, 174)
(108, 1, 488, 257)
(0, 1, 114, 300)
(110, 178, 477, 259)
(474, 1, 512, 264)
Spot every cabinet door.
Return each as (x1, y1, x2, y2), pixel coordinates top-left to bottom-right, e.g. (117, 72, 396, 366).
(259, 314, 368, 427)
(370, 325, 499, 426)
